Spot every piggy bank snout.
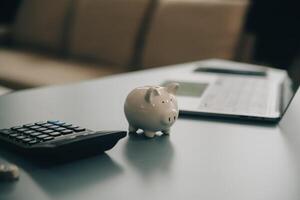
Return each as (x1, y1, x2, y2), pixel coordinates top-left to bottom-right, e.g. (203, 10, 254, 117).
(162, 109, 178, 126)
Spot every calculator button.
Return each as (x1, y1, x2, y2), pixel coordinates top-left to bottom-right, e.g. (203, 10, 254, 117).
(35, 121, 47, 125)
(36, 127, 47, 132)
(11, 126, 23, 130)
(48, 125, 59, 129)
(55, 127, 66, 132)
(61, 130, 73, 135)
(36, 134, 48, 139)
(16, 135, 26, 140)
(22, 138, 33, 143)
(42, 123, 53, 128)
(17, 128, 29, 133)
(30, 125, 41, 130)
(30, 132, 42, 137)
(47, 120, 59, 124)
(53, 121, 65, 126)
(24, 130, 34, 135)
(73, 127, 86, 132)
(61, 123, 72, 127)
(68, 125, 79, 129)
(42, 130, 54, 134)
(28, 140, 38, 145)
(0, 129, 14, 136)
(43, 136, 54, 141)
(49, 132, 61, 137)
(23, 123, 35, 128)
(9, 133, 20, 138)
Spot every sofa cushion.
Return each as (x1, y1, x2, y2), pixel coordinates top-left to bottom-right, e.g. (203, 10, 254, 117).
(142, 0, 249, 68)
(0, 49, 125, 88)
(68, 0, 151, 66)
(13, 0, 71, 51)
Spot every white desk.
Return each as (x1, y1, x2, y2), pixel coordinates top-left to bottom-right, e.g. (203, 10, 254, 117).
(0, 60, 300, 200)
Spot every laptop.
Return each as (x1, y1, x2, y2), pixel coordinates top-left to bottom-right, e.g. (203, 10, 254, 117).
(162, 60, 298, 122)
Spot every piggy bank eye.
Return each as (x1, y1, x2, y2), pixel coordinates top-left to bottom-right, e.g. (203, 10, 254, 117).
(162, 101, 165, 103)
(170, 98, 173, 102)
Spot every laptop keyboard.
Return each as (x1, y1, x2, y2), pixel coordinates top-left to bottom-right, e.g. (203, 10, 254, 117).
(199, 77, 270, 115)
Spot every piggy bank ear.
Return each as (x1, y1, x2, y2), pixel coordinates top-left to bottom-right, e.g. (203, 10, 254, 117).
(166, 82, 179, 95)
(145, 87, 160, 103)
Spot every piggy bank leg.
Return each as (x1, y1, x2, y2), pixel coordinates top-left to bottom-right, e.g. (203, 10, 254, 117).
(144, 131, 156, 138)
(162, 129, 170, 135)
(128, 125, 138, 133)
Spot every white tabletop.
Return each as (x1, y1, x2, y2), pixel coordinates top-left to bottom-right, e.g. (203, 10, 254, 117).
(0, 59, 299, 200)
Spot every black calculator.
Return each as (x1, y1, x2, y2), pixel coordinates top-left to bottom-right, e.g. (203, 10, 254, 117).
(0, 120, 127, 159)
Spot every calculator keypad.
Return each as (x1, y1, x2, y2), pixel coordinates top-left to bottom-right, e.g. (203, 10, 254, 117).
(0, 120, 87, 146)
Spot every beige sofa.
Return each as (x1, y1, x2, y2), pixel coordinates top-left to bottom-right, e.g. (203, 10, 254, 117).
(0, 0, 249, 89)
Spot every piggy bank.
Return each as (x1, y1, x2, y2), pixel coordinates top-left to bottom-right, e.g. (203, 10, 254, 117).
(124, 83, 179, 138)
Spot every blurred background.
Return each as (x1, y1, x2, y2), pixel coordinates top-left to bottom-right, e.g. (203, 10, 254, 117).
(0, 0, 299, 95)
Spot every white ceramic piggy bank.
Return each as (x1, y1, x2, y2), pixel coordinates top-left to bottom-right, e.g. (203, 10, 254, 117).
(124, 83, 179, 138)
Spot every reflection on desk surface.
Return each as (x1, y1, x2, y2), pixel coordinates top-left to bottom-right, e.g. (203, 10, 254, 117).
(124, 133, 174, 178)
(0, 150, 123, 198)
